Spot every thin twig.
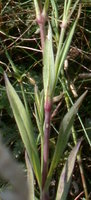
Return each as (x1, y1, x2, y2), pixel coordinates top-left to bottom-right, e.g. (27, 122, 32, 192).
(74, 191, 84, 200)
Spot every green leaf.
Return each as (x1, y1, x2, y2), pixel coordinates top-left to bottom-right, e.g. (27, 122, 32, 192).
(66, 0, 72, 15)
(35, 86, 42, 123)
(4, 73, 41, 188)
(43, 23, 55, 100)
(45, 91, 87, 189)
(56, 19, 77, 80)
(34, 87, 44, 173)
(5, 50, 19, 76)
(50, 0, 59, 44)
(56, 139, 82, 200)
(55, 1, 81, 88)
(34, 0, 41, 19)
(43, 0, 49, 17)
(25, 152, 35, 200)
(34, 86, 44, 137)
(68, 0, 80, 20)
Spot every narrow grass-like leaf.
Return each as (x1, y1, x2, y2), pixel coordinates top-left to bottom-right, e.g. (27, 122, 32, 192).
(68, 0, 80, 20)
(35, 86, 41, 121)
(55, 2, 81, 89)
(33, 0, 41, 19)
(5, 73, 41, 188)
(63, 88, 91, 147)
(34, 104, 43, 140)
(5, 50, 19, 76)
(34, 86, 44, 137)
(25, 152, 35, 200)
(34, 86, 44, 172)
(43, 23, 55, 100)
(34, 86, 44, 123)
(56, 139, 82, 200)
(43, 0, 49, 16)
(66, 0, 72, 15)
(45, 91, 87, 189)
(40, 90, 44, 122)
(56, 19, 77, 81)
(50, 0, 59, 44)
(5, 74, 35, 152)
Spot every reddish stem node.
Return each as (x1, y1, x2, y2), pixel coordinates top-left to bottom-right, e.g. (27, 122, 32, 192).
(36, 13, 47, 50)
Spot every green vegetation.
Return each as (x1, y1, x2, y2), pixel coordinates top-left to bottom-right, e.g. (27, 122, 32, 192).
(0, 1, 91, 200)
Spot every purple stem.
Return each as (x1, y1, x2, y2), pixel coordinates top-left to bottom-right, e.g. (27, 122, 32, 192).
(41, 192, 49, 200)
(39, 22, 45, 50)
(42, 98, 52, 199)
(37, 13, 46, 50)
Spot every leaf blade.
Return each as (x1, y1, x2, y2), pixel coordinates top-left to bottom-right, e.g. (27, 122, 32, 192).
(56, 19, 77, 80)
(25, 152, 35, 200)
(43, 23, 55, 99)
(45, 91, 87, 189)
(56, 139, 82, 200)
(5, 73, 41, 188)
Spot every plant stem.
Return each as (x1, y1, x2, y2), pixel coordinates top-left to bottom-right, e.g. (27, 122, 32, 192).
(36, 13, 46, 50)
(39, 21, 46, 50)
(41, 192, 49, 200)
(34, 0, 47, 50)
(42, 97, 52, 199)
